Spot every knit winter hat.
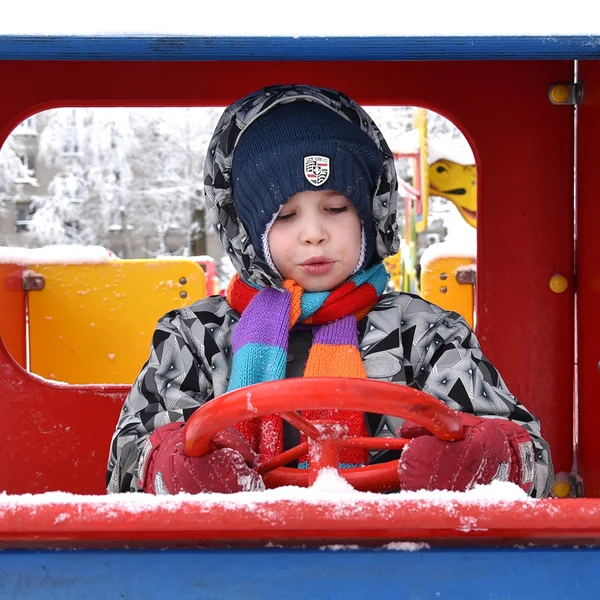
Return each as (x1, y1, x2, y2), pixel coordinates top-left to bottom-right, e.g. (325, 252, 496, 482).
(231, 101, 384, 270)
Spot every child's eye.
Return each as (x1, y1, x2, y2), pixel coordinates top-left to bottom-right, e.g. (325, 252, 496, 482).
(276, 212, 295, 222)
(327, 206, 348, 214)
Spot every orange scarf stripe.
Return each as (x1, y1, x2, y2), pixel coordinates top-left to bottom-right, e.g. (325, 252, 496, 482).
(305, 344, 366, 378)
(283, 279, 303, 328)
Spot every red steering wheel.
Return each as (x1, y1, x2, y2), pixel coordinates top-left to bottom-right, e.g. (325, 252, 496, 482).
(183, 378, 464, 493)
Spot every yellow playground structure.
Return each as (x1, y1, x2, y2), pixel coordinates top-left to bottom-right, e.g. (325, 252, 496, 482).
(384, 108, 477, 326)
(2, 254, 206, 385)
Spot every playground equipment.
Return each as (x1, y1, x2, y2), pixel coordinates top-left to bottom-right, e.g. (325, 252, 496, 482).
(384, 109, 477, 296)
(0, 252, 206, 384)
(0, 27, 598, 597)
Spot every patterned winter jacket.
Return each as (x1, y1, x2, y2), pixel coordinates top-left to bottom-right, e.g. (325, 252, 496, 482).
(106, 85, 553, 497)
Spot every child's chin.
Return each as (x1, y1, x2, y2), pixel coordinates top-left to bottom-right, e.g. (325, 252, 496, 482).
(300, 276, 346, 293)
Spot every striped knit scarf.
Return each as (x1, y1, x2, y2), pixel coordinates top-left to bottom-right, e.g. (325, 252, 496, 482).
(226, 263, 389, 468)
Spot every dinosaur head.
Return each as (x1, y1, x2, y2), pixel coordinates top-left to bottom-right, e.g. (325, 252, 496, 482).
(428, 159, 477, 228)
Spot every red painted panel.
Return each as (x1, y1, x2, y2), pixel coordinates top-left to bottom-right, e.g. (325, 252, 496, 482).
(467, 65, 575, 478)
(576, 61, 600, 497)
(0, 59, 575, 486)
(0, 264, 26, 367)
(0, 335, 127, 494)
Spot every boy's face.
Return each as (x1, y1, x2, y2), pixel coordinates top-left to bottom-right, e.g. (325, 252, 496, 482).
(267, 190, 362, 291)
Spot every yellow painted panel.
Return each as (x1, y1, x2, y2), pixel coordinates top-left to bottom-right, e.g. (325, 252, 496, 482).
(420, 256, 475, 328)
(428, 160, 477, 228)
(384, 250, 402, 291)
(28, 260, 206, 385)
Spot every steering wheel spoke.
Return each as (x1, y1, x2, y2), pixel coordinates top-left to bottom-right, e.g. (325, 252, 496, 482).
(258, 442, 309, 474)
(280, 411, 321, 438)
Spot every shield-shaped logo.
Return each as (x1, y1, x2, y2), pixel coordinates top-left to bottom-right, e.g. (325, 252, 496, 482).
(303, 155, 330, 186)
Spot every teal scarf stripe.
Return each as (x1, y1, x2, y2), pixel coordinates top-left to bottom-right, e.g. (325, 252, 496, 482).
(299, 263, 390, 320)
(228, 343, 288, 391)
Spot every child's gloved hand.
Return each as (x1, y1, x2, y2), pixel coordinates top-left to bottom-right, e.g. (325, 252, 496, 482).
(398, 412, 535, 493)
(139, 423, 264, 495)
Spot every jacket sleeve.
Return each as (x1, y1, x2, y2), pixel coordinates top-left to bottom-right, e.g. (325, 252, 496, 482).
(409, 308, 554, 498)
(106, 300, 229, 493)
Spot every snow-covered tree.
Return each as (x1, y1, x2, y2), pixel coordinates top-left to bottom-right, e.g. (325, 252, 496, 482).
(127, 107, 221, 256)
(0, 139, 25, 215)
(25, 104, 464, 256)
(29, 107, 222, 256)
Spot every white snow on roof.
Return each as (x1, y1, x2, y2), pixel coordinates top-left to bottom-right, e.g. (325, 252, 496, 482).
(0, 244, 114, 265)
(390, 129, 475, 166)
(420, 239, 477, 270)
(157, 254, 215, 263)
(1, 0, 599, 36)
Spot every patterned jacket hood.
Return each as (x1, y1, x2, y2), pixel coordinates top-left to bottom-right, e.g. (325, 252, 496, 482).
(204, 84, 400, 289)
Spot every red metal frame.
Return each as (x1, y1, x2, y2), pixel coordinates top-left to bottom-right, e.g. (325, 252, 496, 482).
(1, 496, 600, 548)
(576, 61, 600, 496)
(0, 264, 26, 367)
(0, 56, 581, 534)
(0, 59, 573, 477)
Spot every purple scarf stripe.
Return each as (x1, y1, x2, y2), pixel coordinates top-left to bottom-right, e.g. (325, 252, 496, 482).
(232, 287, 291, 352)
(312, 315, 359, 346)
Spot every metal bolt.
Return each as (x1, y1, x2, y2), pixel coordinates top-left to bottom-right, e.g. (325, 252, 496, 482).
(456, 266, 476, 285)
(440, 273, 448, 280)
(21, 270, 45, 291)
(440, 286, 447, 294)
(180, 291, 188, 299)
(549, 274, 568, 294)
(548, 82, 584, 105)
(179, 277, 187, 285)
(548, 84, 570, 104)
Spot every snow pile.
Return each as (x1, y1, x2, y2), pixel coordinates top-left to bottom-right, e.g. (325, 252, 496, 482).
(389, 129, 475, 166)
(318, 542, 430, 551)
(420, 239, 476, 270)
(0, 471, 537, 548)
(0, 244, 114, 265)
(0, 474, 531, 514)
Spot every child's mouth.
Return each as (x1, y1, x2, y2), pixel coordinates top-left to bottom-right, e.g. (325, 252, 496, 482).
(300, 257, 334, 275)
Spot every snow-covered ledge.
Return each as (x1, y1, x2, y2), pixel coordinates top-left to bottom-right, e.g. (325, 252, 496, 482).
(0, 472, 595, 548)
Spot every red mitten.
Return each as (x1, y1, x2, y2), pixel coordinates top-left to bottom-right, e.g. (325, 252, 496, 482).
(139, 423, 264, 495)
(398, 413, 535, 493)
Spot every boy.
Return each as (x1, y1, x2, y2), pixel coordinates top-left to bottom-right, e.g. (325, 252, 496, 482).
(107, 84, 553, 497)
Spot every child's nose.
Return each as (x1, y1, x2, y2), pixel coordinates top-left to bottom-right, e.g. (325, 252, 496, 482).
(300, 220, 328, 245)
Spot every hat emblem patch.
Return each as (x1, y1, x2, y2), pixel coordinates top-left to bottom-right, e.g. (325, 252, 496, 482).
(304, 155, 330, 186)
